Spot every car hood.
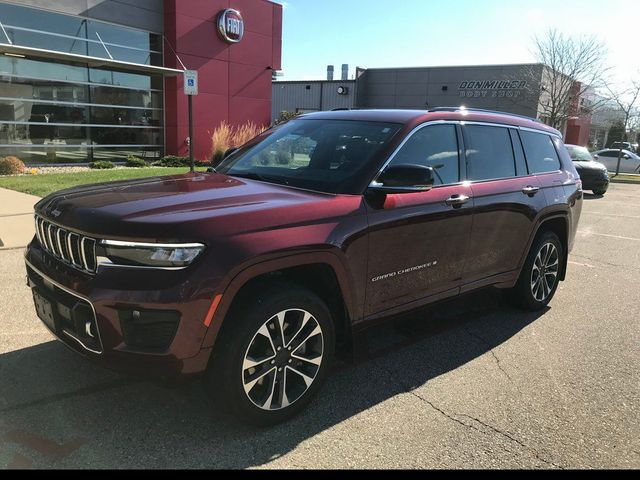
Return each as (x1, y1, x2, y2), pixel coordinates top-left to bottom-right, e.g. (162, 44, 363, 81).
(573, 160, 608, 171)
(35, 173, 357, 241)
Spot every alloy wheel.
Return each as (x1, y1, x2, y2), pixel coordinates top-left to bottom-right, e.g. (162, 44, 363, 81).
(242, 308, 324, 411)
(530, 242, 559, 302)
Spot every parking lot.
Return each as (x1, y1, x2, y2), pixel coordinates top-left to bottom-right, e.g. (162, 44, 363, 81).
(0, 183, 638, 469)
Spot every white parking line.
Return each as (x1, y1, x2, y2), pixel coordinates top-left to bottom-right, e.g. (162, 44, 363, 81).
(568, 261, 595, 268)
(579, 232, 640, 242)
(582, 212, 640, 220)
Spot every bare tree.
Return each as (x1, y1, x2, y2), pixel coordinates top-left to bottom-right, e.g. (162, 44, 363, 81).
(606, 81, 640, 175)
(531, 29, 608, 129)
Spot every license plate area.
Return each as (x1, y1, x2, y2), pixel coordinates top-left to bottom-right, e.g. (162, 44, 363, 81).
(33, 289, 56, 332)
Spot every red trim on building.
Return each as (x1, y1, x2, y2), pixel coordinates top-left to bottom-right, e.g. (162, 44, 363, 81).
(164, 0, 283, 161)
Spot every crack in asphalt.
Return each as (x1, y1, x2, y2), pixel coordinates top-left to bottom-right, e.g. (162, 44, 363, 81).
(463, 327, 513, 382)
(570, 253, 631, 270)
(406, 387, 565, 469)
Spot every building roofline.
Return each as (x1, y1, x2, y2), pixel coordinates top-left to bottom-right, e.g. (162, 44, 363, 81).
(273, 79, 357, 84)
(356, 62, 545, 71)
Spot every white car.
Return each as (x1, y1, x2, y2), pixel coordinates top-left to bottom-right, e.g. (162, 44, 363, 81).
(593, 149, 640, 174)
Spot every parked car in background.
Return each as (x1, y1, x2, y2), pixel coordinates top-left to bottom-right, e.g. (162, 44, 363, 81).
(594, 149, 640, 174)
(609, 141, 635, 153)
(565, 145, 610, 195)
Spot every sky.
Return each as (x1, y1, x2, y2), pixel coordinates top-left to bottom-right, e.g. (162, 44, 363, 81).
(272, 0, 638, 90)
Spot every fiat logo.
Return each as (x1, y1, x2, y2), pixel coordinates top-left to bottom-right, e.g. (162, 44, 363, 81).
(217, 9, 244, 44)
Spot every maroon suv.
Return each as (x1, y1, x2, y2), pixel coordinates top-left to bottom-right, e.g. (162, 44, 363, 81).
(25, 108, 583, 425)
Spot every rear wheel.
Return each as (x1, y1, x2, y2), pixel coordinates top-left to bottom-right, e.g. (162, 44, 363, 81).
(507, 231, 563, 310)
(206, 283, 335, 426)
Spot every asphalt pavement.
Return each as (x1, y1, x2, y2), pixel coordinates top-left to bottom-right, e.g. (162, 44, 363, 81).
(0, 184, 638, 469)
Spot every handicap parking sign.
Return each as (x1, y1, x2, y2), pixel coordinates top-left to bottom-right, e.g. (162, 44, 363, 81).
(184, 70, 198, 96)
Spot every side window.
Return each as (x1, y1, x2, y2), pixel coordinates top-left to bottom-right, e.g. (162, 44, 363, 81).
(600, 151, 616, 158)
(388, 124, 459, 185)
(520, 130, 561, 173)
(464, 125, 516, 181)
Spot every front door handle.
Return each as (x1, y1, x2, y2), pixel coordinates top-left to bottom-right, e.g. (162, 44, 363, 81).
(445, 194, 470, 208)
(522, 186, 540, 197)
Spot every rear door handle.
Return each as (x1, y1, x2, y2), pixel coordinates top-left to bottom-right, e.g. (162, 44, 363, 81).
(445, 194, 470, 208)
(522, 186, 540, 197)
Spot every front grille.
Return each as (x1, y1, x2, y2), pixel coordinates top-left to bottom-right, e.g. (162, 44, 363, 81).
(35, 215, 97, 273)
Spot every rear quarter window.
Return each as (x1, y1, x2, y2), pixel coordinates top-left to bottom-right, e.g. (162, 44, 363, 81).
(520, 130, 561, 174)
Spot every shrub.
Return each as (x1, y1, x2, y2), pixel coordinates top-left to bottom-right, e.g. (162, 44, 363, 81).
(210, 121, 266, 166)
(0, 156, 25, 175)
(276, 111, 301, 125)
(90, 160, 115, 169)
(125, 155, 148, 168)
(159, 155, 190, 167)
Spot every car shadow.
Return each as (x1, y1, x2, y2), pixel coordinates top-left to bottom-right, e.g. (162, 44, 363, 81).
(582, 192, 604, 200)
(0, 289, 547, 468)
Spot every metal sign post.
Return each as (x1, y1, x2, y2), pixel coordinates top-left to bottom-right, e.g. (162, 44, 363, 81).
(183, 70, 198, 172)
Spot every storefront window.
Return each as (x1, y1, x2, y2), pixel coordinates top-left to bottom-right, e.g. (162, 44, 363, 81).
(0, 3, 164, 164)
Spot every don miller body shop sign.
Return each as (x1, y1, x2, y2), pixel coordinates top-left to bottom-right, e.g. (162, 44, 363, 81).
(459, 80, 527, 98)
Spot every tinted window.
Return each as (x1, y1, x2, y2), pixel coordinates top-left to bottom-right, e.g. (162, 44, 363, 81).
(520, 131, 561, 173)
(599, 150, 618, 158)
(465, 125, 516, 181)
(217, 119, 402, 194)
(388, 124, 459, 185)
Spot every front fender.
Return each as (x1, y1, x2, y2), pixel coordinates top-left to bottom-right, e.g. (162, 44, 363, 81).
(200, 249, 358, 350)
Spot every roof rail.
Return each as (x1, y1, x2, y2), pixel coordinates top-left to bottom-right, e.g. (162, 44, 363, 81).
(428, 107, 542, 123)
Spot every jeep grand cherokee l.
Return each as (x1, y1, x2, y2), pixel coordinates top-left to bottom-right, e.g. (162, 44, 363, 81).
(25, 108, 583, 425)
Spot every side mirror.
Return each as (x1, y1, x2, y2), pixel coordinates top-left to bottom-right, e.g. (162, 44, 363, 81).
(592, 154, 599, 160)
(369, 164, 435, 194)
(623, 154, 630, 159)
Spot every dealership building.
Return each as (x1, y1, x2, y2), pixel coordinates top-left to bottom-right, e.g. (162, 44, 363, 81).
(272, 63, 599, 146)
(0, 0, 282, 164)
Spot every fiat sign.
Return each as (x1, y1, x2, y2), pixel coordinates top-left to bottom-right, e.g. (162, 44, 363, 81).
(217, 9, 244, 44)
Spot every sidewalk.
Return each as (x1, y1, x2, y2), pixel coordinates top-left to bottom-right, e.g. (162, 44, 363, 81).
(0, 187, 40, 250)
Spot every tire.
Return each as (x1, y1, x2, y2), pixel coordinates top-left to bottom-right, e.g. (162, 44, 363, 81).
(205, 282, 335, 426)
(507, 231, 563, 311)
(593, 189, 607, 196)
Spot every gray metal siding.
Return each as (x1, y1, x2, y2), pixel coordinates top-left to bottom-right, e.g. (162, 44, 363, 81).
(357, 64, 544, 118)
(271, 81, 356, 121)
(1, 0, 164, 33)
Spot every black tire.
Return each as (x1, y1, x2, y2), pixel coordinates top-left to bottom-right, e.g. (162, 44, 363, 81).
(507, 231, 563, 311)
(593, 189, 607, 196)
(205, 282, 335, 426)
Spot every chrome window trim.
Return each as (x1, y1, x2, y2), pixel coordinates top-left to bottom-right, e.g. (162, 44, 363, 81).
(370, 120, 461, 186)
(25, 258, 103, 355)
(369, 120, 562, 188)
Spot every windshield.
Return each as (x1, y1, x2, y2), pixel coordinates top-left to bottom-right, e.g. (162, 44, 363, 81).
(566, 145, 594, 162)
(215, 119, 402, 194)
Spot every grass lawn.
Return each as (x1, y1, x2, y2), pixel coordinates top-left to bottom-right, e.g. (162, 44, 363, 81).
(609, 173, 640, 183)
(0, 167, 206, 197)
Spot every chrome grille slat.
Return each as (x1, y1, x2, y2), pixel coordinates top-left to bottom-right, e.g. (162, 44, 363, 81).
(34, 215, 97, 274)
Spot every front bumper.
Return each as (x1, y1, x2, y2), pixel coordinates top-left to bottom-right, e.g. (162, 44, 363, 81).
(25, 241, 217, 378)
(580, 174, 609, 191)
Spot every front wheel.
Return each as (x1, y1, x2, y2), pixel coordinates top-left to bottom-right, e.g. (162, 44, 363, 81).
(593, 189, 607, 196)
(507, 231, 563, 310)
(206, 283, 335, 426)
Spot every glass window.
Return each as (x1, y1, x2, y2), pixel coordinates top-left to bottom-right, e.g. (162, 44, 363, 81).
(520, 131, 561, 173)
(0, 57, 89, 83)
(599, 150, 618, 158)
(388, 124, 459, 185)
(217, 119, 402, 194)
(510, 129, 529, 175)
(465, 125, 516, 181)
(566, 145, 594, 161)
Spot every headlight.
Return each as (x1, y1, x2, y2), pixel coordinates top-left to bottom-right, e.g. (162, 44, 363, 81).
(99, 240, 205, 269)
